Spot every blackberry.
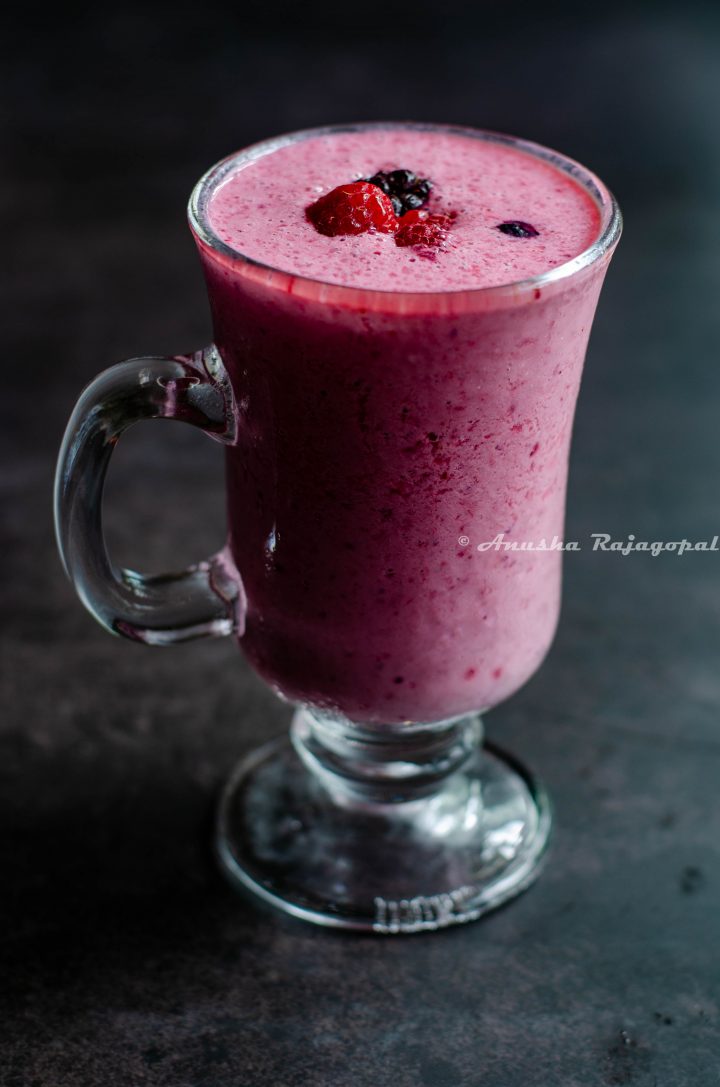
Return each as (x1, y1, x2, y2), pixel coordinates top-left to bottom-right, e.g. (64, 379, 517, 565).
(496, 221, 540, 238)
(365, 169, 432, 216)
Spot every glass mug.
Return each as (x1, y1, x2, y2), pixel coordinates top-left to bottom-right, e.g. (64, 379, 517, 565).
(55, 124, 621, 933)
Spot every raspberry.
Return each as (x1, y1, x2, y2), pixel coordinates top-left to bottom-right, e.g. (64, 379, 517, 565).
(496, 221, 540, 238)
(395, 209, 452, 248)
(306, 182, 398, 236)
(366, 169, 432, 216)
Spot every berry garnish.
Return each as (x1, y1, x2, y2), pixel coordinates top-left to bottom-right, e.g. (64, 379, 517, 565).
(306, 182, 398, 236)
(496, 221, 540, 238)
(395, 209, 452, 249)
(365, 169, 432, 216)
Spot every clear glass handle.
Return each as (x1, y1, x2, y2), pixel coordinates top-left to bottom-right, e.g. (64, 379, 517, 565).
(54, 345, 244, 645)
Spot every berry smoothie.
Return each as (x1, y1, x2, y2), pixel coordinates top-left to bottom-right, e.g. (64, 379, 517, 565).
(192, 124, 618, 724)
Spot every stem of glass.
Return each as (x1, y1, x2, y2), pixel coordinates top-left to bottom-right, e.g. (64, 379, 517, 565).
(291, 708, 483, 806)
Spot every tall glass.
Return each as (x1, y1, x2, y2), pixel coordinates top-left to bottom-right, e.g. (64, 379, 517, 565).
(55, 124, 621, 933)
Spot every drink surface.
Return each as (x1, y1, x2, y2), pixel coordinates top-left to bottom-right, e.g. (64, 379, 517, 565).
(206, 127, 602, 292)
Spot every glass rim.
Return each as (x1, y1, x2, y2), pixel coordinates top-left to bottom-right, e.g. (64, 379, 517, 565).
(188, 121, 622, 301)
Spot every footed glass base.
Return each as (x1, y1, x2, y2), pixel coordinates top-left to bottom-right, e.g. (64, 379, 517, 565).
(216, 711, 551, 934)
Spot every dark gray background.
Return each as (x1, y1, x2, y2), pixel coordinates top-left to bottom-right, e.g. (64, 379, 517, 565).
(2, 3, 720, 1084)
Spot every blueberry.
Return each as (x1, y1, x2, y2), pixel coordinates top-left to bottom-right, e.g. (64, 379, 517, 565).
(366, 169, 432, 216)
(496, 221, 540, 238)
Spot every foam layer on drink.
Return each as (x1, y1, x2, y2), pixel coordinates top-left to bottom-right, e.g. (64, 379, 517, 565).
(206, 127, 602, 292)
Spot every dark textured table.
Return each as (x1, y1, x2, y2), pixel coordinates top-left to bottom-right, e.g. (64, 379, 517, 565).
(3, 4, 720, 1084)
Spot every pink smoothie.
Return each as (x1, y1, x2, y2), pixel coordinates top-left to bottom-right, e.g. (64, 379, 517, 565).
(193, 125, 617, 724)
